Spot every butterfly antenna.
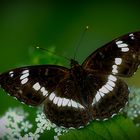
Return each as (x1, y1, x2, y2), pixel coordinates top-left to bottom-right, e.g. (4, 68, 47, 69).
(73, 26, 89, 60)
(35, 46, 70, 61)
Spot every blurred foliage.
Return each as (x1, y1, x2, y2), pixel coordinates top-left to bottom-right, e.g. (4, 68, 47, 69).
(124, 87, 140, 126)
(29, 46, 65, 66)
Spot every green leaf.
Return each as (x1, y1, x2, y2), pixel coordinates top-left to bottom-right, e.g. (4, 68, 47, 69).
(59, 115, 140, 140)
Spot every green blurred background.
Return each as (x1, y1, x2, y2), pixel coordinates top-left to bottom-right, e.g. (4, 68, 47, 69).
(0, 0, 140, 139)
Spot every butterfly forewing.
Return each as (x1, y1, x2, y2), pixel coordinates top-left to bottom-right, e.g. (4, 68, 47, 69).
(82, 31, 140, 77)
(0, 65, 69, 106)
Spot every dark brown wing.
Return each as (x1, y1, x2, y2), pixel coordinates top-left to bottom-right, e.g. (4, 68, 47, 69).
(87, 72, 129, 120)
(43, 76, 90, 128)
(82, 31, 140, 77)
(63, 69, 128, 121)
(0, 65, 69, 106)
(43, 69, 128, 128)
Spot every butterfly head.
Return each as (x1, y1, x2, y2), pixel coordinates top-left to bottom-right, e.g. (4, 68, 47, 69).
(70, 59, 79, 67)
(70, 59, 85, 80)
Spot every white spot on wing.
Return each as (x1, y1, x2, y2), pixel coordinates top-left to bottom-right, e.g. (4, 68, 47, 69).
(108, 75, 117, 82)
(107, 80, 115, 87)
(117, 43, 128, 48)
(9, 71, 13, 74)
(62, 98, 69, 106)
(99, 91, 105, 97)
(131, 36, 134, 40)
(116, 40, 123, 44)
(92, 74, 117, 105)
(129, 33, 134, 36)
(104, 84, 113, 91)
(21, 78, 28, 84)
(112, 65, 118, 74)
(10, 74, 14, 77)
(49, 92, 55, 101)
(95, 92, 101, 102)
(111, 113, 117, 118)
(116, 40, 129, 52)
(9, 71, 14, 77)
(77, 103, 84, 109)
(53, 96, 59, 104)
(71, 100, 78, 108)
(112, 65, 117, 69)
(57, 98, 63, 107)
(129, 33, 135, 40)
(22, 70, 29, 74)
(20, 73, 29, 80)
(121, 47, 129, 52)
(33, 82, 41, 91)
(48, 93, 84, 109)
(115, 58, 122, 65)
(40, 87, 48, 96)
(112, 68, 118, 74)
(68, 100, 72, 107)
(99, 86, 109, 94)
(103, 118, 108, 121)
(92, 98, 96, 105)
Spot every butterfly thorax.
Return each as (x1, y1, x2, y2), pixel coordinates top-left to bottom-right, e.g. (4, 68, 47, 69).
(70, 59, 92, 106)
(70, 59, 80, 68)
(70, 59, 85, 82)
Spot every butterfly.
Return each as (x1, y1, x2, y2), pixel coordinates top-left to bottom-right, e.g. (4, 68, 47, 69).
(0, 31, 140, 128)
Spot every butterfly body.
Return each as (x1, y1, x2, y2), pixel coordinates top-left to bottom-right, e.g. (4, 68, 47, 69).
(0, 31, 140, 128)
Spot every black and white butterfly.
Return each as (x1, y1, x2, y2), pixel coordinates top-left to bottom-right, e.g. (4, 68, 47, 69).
(0, 31, 140, 128)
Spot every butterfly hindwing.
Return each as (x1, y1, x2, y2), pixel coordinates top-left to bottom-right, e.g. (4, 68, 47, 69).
(82, 31, 140, 77)
(43, 69, 129, 127)
(88, 72, 129, 120)
(0, 65, 69, 106)
(44, 76, 90, 128)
